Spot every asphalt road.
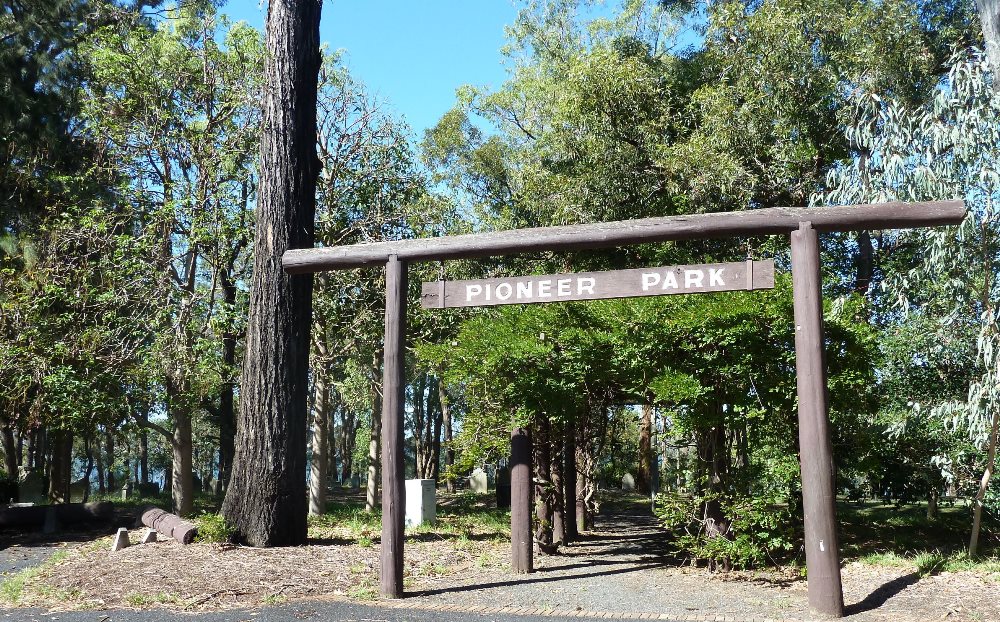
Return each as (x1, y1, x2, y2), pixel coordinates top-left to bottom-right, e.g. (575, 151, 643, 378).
(2, 601, 682, 622)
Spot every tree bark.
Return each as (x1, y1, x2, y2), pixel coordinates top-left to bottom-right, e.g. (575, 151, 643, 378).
(564, 419, 577, 541)
(979, 0, 1000, 79)
(81, 436, 94, 503)
(339, 406, 357, 483)
(105, 431, 115, 492)
(854, 230, 875, 294)
(366, 355, 382, 513)
(172, 407, 194, 516)
(217, 265, 239, 495)
(1, 421, 17, 479)
(95, 431, 105, 495)
(550, 421, 565, 546)
(441, 382, 455, 493)
(309, 370, 329, 516)
(637, 402, 653, 494)
(969, 406, 999, 556)
(47, 429, 72, 504)
(221, 0, 322, 547)
(534, 416, 555, 554)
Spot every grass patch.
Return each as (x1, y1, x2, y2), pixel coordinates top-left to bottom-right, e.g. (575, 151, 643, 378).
(0, 550, 70, 606)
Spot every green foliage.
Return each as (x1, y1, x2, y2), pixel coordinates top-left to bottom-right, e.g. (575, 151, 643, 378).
(655, 491, 796, 569)
(194, 512, 234, 543)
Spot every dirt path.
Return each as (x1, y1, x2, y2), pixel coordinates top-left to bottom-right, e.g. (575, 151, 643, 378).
(407, 505, 999, 622)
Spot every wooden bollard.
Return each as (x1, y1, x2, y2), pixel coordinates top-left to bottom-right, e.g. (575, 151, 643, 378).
(140, 507, 198, 544)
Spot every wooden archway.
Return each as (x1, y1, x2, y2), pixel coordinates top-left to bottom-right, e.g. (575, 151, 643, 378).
(283, 200, 964, 618)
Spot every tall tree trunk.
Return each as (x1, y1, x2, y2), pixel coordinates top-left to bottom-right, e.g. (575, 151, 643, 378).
(979, 0, 1000, 78)
(575, 430, 589, 533)
(222, 0, 322, 547)
(637, 402, 653, 494)
(96, 430, 105, 495)
(82, 436, 94, 503)
(105, 431, 115, 492)
(138, 411, 149, 485)
(172, 408, 194, 516)
(854, 230, 875, 294)
(969, 406, 999, 556)
(339, 407, 357, 483)
(47, 429, 72, 504)
(534, 416, 555, 554)
(551, 422, 565, 546)
(366, 355, 382, 513)
(441, 382, 455, 492)
(217, 265, 238, 495)
(431, 391, 443, 481)
(309, 370, 329, 516)
(564, 419, 577, 541)
(1, 420, 17, 479)
(412, 373, 428, 478)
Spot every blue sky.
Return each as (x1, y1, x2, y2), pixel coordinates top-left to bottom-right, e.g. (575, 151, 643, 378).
(224, 1, 520, 136)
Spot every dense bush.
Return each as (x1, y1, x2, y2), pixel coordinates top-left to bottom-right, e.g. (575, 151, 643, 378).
(655, 491, 796, 570)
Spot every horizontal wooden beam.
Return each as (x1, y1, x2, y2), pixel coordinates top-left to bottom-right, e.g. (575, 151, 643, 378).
(283, 200, 965, 274)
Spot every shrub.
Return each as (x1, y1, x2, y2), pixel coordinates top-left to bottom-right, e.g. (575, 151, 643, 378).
(194, 512, 234, 543)
(655, 491, 796, 570)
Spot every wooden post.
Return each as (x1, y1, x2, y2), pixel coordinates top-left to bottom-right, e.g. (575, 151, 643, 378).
(380, 255, 407, 598)
(791, 222, 845, 618)
(511, 427, 533, 573)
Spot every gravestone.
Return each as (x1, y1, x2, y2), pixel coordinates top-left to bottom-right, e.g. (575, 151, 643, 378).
(137, 482, 160, 497)
(121, 481, 133, 501)
(350, 475, 361, 491)
(469, 468, 488, 494)
(69, 478, 89, 503)
(18, 469, 45, 505)
(404, 479, 436, 527)
(621, 473, 635, 491)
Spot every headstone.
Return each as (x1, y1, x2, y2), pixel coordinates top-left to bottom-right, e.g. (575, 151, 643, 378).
(141, 529, 158, 544)
(43, 505, 60, 534)
(621, 473, 635, 491)
(469, 468, 488, 494)
(18, 469, 45, 504)
(111, 528, 131, 552)
(69, 478, 89, 503)
(350, 475, 361, 491)
(121, 481, 133, 501)
(137, 482, 160, 497)
(404, 479, 436, 527)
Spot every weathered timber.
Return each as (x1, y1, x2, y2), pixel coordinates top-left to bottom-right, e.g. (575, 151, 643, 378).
(0, 501, 113, 528)
(140, 506, 198, 545)
(283, 201, 964, 273)
(380, 255, 407, 598)
(791, 223, 845, 618)
(511, 427, 533, 574)
(421, 260, 774, 308)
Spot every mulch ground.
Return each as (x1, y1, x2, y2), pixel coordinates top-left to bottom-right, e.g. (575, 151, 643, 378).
(5, 507, 999, 621)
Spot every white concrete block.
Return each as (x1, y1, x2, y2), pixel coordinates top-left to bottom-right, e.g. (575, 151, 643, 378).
(111, 527, 131, 552)
(404, 479, 436, 527)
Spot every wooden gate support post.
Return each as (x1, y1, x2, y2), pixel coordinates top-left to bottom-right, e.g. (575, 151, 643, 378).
(380, 255, 407, 598)
(511, 427, 533, 573)
(791, 222, 845, 618)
